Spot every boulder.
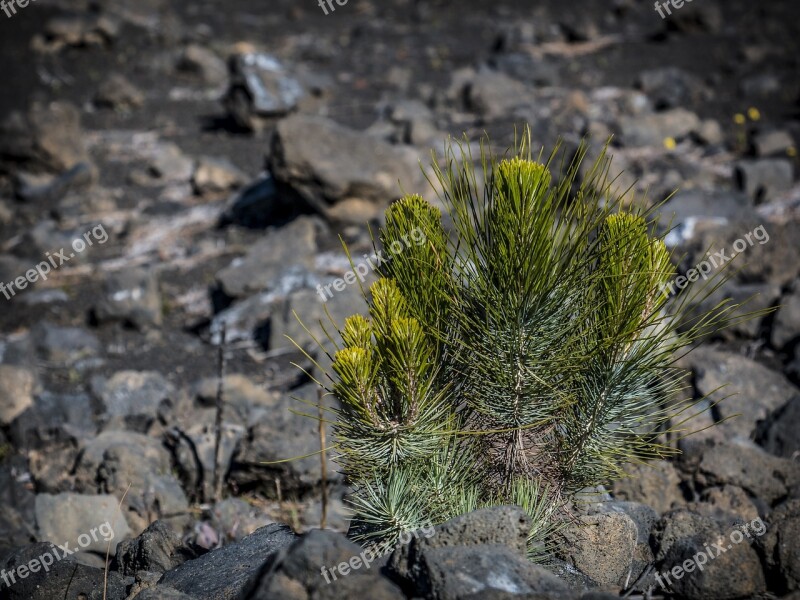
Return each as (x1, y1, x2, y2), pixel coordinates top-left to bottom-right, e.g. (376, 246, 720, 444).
(269, 115, 424, 217)
(243, 529, 404, 600)
(653, 508, 766, 600)
(0, 365, 37, 426)
(34, 492, 131, 555)
(156, 524, 296, 599)
(761, 499, 800, 591)
(93, 267, 163, 329)
(115, 520, 194, 576)
(0, 542, 128, 600)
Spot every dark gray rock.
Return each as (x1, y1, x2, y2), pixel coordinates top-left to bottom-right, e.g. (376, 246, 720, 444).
(170, 420, 244, 504)
(93, 267, 162, 329)
(27, 440, 79, 494)
(679, 279, 781, 340)
(34, 492, 131, 554)
(209, 290, 276, 348)
(215, 216, 318, 299)
(101, 445, 189, 532)
(243, 529, 404, 600)
(208, 498, 276, 543)
(586, 501, 657, 587)
(15, 161, 95, 203)
(688, 347, 799, 441)
(94, 74, 145, 110)
(192, 157, 247, 195)
(11, 219, 88, 264)
(0, 542, 128, 599)
(695, 118, 724, 146)
(157, 523, 296, 599)
(753, 130, 795, 158)
(756, 396, 800, 459)
(128, 140, 194, 186)
(696, 439, 800, 506)
(532, 558, 597, 592)
(178, 44, 229, 88)
(90, 370, 175, 422)
(0, 457, 37, 558)
(17, 288, 70, 305)
(39, 13, 119, 48)
(619, 108, 700, 147)
(558, 11, 600, 41)
(0, 101, 88, 174)
(387, 99, 438, 146)
(735, 159, 794, 204)
(686, 485, 760, 527)
(465, 69, 533, 120)
(268, 284, 365, 354)
(218, 173, 282, 229)
(397, 544, 575, 600)
(55, 185, 117, 222)
(0, 255, 31, 292)
(269, 115, 424, 217)
(31, 321, 101, 365)
(75, 431, 171, 491)
(74, 430, 188, 532)
(686, 219, 800, 287)
(233, 383, 339, 491)
(761, 499, 800, 591)
(406, 506, 531, 555)
(739, 221, 800, 286)
(0, 365, 36, 426)
(223, 53, 304, 131)
(788, 355, 800, 387)
(635, 67, 709, 110)
(386, 506, 576, 598)
(653, 508, 766, 600)
(489, 54, 560, 90)
(164, 427, 205, 502)
(136, 586, 199, 600)
(773, 282, 800, 351)
(115, 520, 194, 576)
(9, 391, 96, 448)
(740, 73, 781, 96)
(554, 511, 638, 588)
(193, 374, 278, 427)
(612, 460, 684, 515)
(664, 1, 722, 34)
(661, 189, 754, 230)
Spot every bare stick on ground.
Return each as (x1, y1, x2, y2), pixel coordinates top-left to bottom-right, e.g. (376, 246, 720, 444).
(213, 322, 227, 503)
(103, 483, 131, 600)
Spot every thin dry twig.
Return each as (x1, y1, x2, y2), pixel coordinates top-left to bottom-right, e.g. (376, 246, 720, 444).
(103, 482, 132, 600)
(213, 322, 227, 503)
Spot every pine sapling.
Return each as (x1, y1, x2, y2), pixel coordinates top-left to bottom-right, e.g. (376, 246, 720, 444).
(293, 128, 752, 559)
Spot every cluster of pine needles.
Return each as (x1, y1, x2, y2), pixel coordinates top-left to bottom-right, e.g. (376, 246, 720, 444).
(291, 128, 751, 560)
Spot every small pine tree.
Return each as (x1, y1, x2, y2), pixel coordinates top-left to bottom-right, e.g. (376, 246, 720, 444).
(295, 129, 745, 559)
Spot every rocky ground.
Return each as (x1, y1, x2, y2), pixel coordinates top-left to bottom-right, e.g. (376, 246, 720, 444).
(0, 0, 799, 598)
